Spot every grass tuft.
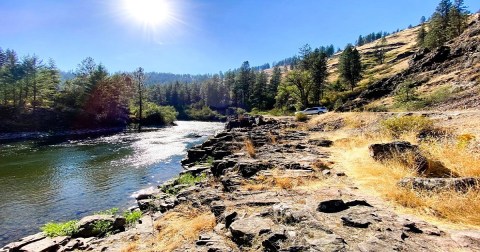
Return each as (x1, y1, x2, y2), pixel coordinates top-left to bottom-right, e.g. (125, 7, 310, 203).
(244, 139, 256, 158)
(381, 115, 433, 137)
(147, 205, 216, 252)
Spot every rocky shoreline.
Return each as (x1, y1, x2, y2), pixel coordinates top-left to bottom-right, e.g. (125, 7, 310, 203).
(2, 116, 480, 252)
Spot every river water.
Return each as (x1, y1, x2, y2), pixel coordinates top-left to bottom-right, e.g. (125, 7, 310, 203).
(0, 121, 224, 246)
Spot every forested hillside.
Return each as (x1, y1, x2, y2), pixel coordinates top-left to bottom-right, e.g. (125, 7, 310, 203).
(0, 0, 477, 133)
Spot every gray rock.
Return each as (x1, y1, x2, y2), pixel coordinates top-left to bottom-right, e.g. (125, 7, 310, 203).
(451, 230, 480, 249)
(20, 236, 68, 252)
(306, 234, 346, 251)
(2, 232, 46, 251)
(398, 177, 480, 192)
(75, 215, 125, 238)
(341, 216, 372, 228)
(229, 217, 275, 246)
(369, 141, 428, 173)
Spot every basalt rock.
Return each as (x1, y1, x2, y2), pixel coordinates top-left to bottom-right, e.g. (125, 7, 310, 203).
(229, 217, 275, 246)
(75, 215, 126, 238)
(369, 141, 428, 173)
(398, 177, 480, 192)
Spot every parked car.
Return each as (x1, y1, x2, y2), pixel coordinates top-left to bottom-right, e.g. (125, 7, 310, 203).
(294, 107, 328, 115)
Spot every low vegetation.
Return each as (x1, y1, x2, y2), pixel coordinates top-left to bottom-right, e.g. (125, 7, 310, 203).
(94, 207, 119, 216)
(41, 220, 79, 237)
(144, 205, 216, 252)
(162, 173, 207, 195)
(124, 210, 142, 226)
(309, 112, 480, 226)
(295, 113, 308, 122)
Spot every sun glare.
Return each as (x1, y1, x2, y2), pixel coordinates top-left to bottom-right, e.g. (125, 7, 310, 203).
(123, 0, 173, 27)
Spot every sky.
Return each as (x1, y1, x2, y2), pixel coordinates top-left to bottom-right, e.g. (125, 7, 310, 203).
(1, 0, 479, 74)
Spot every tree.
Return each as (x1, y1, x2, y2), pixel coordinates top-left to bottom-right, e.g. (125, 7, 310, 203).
(133, 67, 146, 131)
(249, 71, 268, 110)
(374, 37, 388, 64)
(339, 44, 362, 91)
(448, 0, 469, 38)
(420, 16, 427, 24)
(266, 66, 281, 109)
(309, 49, 328, 105)
(282, 70, 313, 109)
(417, 24, 427, 47)
(234, 61, 253, 109)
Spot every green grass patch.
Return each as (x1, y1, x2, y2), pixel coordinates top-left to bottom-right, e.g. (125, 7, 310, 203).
(124, 210, 142, 226)
(41, 220, 79, 237)
(381, 115, 433, 137)
(162, 173, 207, 195)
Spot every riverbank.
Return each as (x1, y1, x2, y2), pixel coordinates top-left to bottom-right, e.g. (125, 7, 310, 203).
(2, 114, 480, 251)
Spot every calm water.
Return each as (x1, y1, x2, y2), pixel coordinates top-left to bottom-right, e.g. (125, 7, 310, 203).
(0, 121, 224, 246)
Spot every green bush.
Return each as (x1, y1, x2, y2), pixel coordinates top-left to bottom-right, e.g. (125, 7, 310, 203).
(381, 116, 433, 137)
(131, 102, 178, 125)
(124, 210, 142, 226)
(92, 220, 113, 237)
(295, 113, 308, 122)
(41, 220, 79, 237)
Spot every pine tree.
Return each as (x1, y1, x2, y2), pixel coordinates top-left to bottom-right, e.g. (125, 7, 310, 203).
(448, 0, 469, 38)
(339, 45, 362, 91)
(417, 24, 427, 47)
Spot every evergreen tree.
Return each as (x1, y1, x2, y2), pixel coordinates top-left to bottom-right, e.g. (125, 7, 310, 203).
(417, 24, 427, 47)
(339, 44, 362, 91)
(266, 66, 281, 109)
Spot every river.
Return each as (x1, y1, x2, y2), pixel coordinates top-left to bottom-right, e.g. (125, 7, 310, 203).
(0, 121, 224, 246)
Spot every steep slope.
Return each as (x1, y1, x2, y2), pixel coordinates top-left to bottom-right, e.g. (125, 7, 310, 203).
(339, 14, 480, 111)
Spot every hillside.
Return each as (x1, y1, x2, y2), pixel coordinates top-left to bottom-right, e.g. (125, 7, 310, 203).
(337, 13, 480, 111)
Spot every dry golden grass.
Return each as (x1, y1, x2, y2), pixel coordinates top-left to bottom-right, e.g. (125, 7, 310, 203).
(267, 132, 277, 144)
(144, 205, 216, 252)
(242, 169, 322, 191)
(244, 139, 256, 158)
(318, 112, 480, 227)
(122, 242, 139, 252)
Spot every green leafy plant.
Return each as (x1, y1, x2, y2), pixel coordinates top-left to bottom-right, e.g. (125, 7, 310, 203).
(41, 220, 79, 237)
(92, 220, 113, 237)
(124, 210, 142, 226)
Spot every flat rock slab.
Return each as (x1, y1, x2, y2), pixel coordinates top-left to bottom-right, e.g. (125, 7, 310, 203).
(229, 217, 275, 246)
(398, 177, 480, 192)
(20, 236, 68, 252)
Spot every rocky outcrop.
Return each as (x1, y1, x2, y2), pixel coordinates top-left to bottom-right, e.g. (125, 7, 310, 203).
(4, 116, 480, 252)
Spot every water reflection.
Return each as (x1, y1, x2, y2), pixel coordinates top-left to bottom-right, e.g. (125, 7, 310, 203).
(0, 121, 224, 246)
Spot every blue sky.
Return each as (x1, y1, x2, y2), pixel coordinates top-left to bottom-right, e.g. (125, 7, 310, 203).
(1, 0, 478, 74)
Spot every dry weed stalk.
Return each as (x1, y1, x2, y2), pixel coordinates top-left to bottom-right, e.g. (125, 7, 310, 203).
(244, 139, 256, 158)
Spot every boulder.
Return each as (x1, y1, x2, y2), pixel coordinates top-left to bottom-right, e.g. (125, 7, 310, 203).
(229, 217, 275, 246)
(2, 232, 47, 252)
(20, 236, 68, 252)
(369, 141, 428, 173)
(75, 215, 126, 238)
(306, 234, 346, 251)
(398, 177, 480, 192)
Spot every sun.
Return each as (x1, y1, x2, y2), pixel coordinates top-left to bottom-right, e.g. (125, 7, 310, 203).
(122, 0, 173, 27)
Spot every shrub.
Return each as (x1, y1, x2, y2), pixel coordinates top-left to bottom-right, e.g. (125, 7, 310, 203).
(295, 113, 308, 122)
(92, 220, 113, 237)
(381, 116, 433, 137)
(41, 220, 79, 237)
(124, 210, 142, 226)
(131, 102, 178, 125)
